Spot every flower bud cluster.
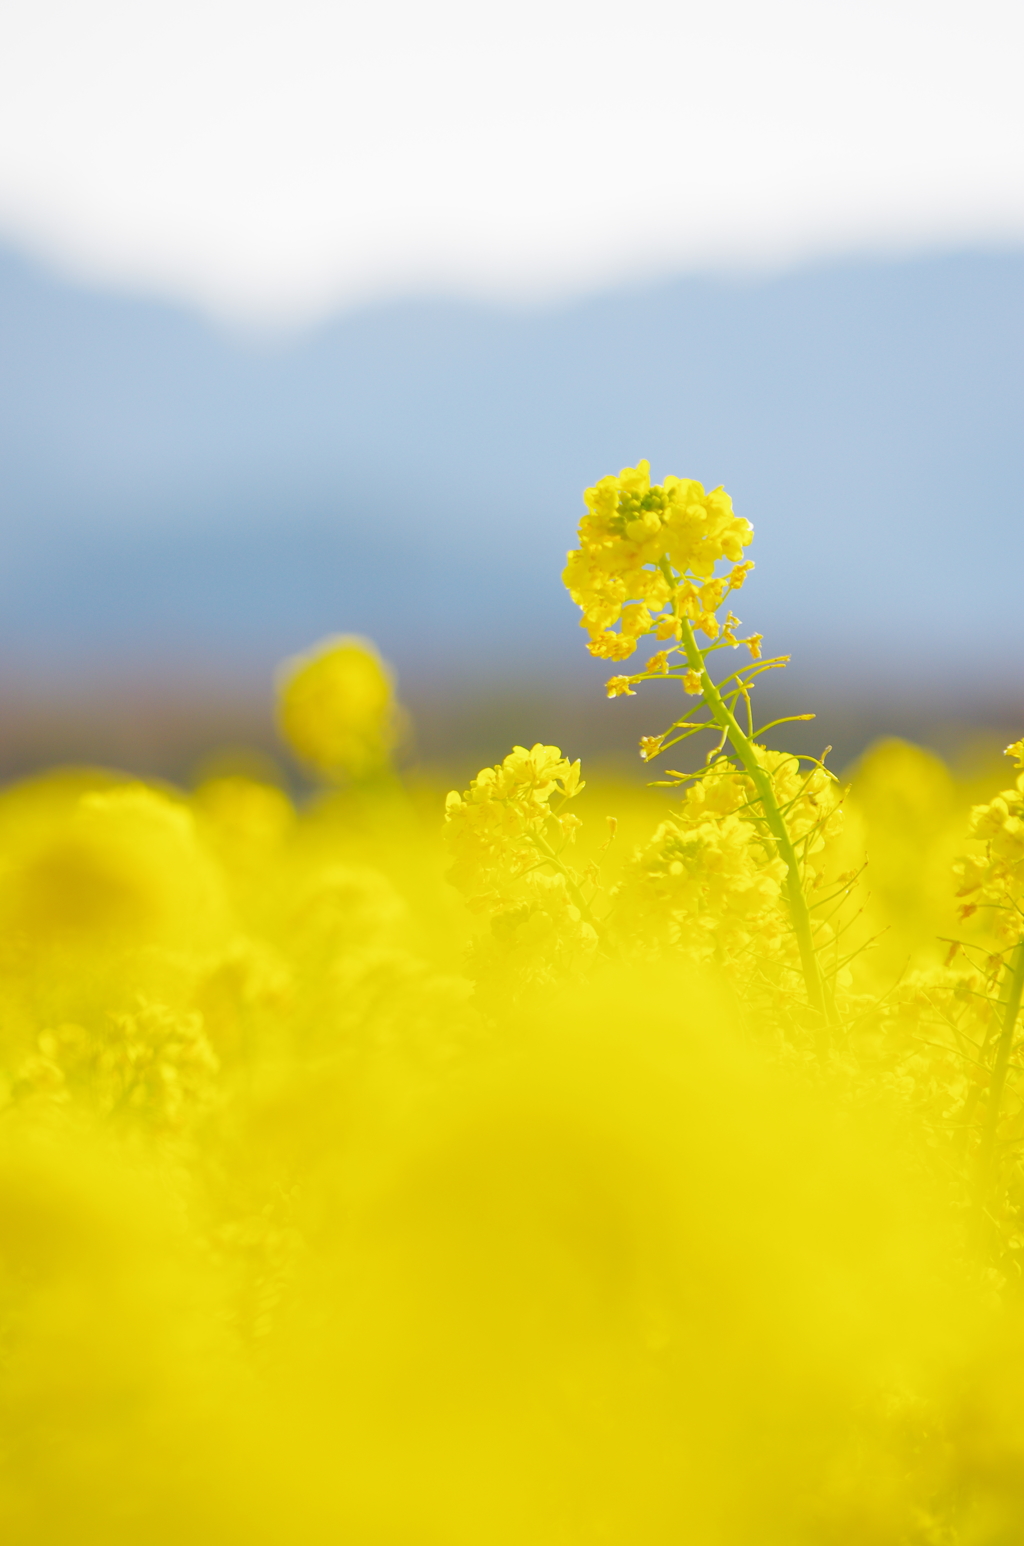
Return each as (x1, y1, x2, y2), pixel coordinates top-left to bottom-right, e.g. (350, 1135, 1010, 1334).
(562, 460, 754, 661)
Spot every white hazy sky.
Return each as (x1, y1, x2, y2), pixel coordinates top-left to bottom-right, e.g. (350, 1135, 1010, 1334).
(0, 0, 1022, 324)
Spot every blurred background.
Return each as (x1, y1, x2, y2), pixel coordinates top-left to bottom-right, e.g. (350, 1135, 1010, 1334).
(0, 0, 1021, 785)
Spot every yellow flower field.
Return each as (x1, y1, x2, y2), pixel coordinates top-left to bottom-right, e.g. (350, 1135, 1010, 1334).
(1, 465, 1023, 1543)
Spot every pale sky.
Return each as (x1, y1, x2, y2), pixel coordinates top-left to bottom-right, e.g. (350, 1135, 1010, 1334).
(0, 0, 1022, 325)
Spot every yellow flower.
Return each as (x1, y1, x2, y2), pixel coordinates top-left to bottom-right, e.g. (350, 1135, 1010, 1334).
(443, 745, 597, 997)
(588, 631, 639, 662)
(606, 676, 636, 698)
(615, 749, 843, 983)
(276, 635, 399, 781)
(563, 460, 753, 660)
(443, 745, 585, 906)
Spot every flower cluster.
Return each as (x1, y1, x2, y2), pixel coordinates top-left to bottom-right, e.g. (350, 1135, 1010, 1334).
(616, 750, 844, 986)
(955, 739, 1024, 946)
(443, 744, 584, 908)
(618, 806, 787, 967)
(562, 459, 754, 661)
(443, 745, 596, 993)
(14, 1000, 220, 1131)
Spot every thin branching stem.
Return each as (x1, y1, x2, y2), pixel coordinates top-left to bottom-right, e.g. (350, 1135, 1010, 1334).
(677, 614, 839, 1047)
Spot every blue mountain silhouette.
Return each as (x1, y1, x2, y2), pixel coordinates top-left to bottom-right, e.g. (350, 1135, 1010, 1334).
(1, 244, 1021, 712)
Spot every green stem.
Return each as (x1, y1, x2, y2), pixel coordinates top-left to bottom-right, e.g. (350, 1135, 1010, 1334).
(977, 937, 1024, 1186)
(678, 616, 838, 1045)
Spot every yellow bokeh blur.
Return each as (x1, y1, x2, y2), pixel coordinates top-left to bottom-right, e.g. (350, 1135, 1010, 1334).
(0, 709, 1021, 1541)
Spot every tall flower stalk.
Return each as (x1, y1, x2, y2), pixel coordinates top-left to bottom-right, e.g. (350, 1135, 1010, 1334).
(563, 460, 839, 1041)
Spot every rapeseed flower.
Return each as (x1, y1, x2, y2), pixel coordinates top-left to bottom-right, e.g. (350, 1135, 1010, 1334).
(563, 464, 839, 1030)
(563, 459, 754, 661)
(443, 746, 596, 995)
(616, 749, 844, 998)
(276, 634, 399, 781)
(443, 745, 583, 900)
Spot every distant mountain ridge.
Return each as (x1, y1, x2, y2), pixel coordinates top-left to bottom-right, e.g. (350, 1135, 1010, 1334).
(1, 244, 1021, 698)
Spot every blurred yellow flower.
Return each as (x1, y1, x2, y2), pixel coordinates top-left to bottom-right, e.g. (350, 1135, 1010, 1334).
(276, 634, 399, 781)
